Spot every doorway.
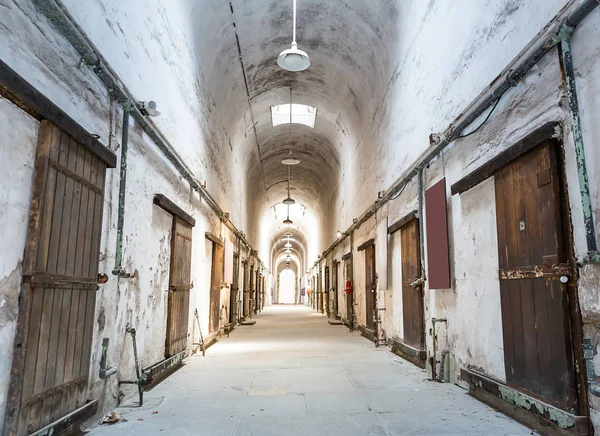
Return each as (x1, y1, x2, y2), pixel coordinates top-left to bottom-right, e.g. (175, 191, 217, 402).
(494, 140, 578, 412)
(400, 218, 424, 350)
(332, 261, 339, 318)
(364, 244, 376, 330)
(344, 256, 353, 323)
(324, 266, 330, 316)
(229, 253, 239, 325)
(7, 121, 109, 435)
(165, 216, 193, 357)
(209, 240, 224, 334)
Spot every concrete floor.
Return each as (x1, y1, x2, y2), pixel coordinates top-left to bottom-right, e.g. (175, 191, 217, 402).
(87, 305, 530, 435)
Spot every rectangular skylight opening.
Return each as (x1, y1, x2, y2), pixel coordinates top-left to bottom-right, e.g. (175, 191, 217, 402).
(271, 104, 317, 128)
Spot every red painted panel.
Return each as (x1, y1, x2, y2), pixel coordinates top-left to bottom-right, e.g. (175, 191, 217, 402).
(425, 178, 451, 289)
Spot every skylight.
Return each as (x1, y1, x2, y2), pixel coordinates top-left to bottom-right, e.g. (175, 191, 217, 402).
(271, 104, 317, 128)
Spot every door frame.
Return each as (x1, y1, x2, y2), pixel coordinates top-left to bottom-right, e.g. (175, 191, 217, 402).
(452, 122, 588, 417)
(2, 61, 117, 436)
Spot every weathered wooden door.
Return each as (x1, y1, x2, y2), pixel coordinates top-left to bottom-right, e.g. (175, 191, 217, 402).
(495, 141, 577, 411)
(242, 263, 248, 318)
(345, 258, 353, 321)
(165, 217, 192, 357)
(364, 244, 376, 330)
(401, 219, 424, 349)
(317, 273, 322, 312)
(254, 269, 259, 314)
(248, 265, 254, 316)
(209, 242, 224, 334)
(333, 262, 339, 317)
(7, 121, 107, 435)
(324, 267, 330, 315)
(229, 253, 239, 324)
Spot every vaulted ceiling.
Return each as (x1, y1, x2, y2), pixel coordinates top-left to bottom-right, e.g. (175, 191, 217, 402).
(188, 0, 399, 267)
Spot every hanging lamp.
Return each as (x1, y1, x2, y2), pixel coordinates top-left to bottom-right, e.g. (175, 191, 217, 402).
(283, 204, 293, 225)
(281, 87, 301, 166)
(277, 0, 310, 72)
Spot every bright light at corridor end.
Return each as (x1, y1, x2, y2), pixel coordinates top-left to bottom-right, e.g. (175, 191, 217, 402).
(277, 0, 310, 72)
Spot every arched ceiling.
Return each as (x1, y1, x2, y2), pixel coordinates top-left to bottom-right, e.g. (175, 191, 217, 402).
(188, 0, 399, 268)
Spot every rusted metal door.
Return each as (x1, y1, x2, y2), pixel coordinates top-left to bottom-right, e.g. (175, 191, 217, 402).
(165, 217, 192, 357)
(6, 121, 106, 435)
(495, 142, 578, 412)
(364, 244, 376, 330)
(209, 242, 224, 334)
(401, 218, 424, 349)
(229, 254, 239, 324)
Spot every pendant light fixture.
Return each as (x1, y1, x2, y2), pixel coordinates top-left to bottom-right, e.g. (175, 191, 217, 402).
(277, 0, 310, 72)
(281, 87, 301, 166)
(282, 165, 295, 205)
(283, 203, 293, 225)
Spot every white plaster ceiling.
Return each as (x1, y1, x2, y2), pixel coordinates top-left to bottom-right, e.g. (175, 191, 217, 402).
(188, 0, 399, 263)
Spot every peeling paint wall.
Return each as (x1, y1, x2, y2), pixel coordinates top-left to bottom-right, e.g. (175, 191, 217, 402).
(0, 0, 253, 427)
(0, 98, 39, 428)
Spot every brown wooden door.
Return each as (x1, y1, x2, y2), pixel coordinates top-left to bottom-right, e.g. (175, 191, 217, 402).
(401, 219, 424, 349)
(345, 259, 353, 320)
(495, 141, 577, 412)
(7, 121, 106, 435)
(209, 243, 224, 334)
(165, 217, 193, 357)
(242, 263, 248, 318)
(364, 244, 376, 330)
(333, 263, 339, 317)
(229, 254, 239, 324)
(325, 267, 330, 315)
(317, 274, 322, 312)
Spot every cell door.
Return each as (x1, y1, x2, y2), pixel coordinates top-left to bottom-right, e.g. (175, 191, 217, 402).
(317, 274, 322, 312)
(165, 217, 193, 357)
(401, 219, 424, 349)
(364, 244, 376, 330)
(242, 263, 248, 318)
(7, 121, 107, 435)
(345, 258, 353, 320)
(209, 242, 224, 334)
(325, 267, 330, 315)
(333, 262, 339, 317)
(495, 141, 578, 412)
(229, 254, 239, 324)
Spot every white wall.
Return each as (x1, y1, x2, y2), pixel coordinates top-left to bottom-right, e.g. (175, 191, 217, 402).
(0, 98, 40, 427)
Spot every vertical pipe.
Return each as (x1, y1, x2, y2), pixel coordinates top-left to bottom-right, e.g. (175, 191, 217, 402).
(292, 0, 297, 44)
(112, 109, 130, 276)
(417, 169, 427, 278)
(559, 37, 597, 254)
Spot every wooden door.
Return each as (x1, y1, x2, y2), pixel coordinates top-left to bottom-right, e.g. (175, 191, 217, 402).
(495, 141, 577, 411)
(242, 263, 248, 318)
(209, 242, 224, 334)
(333, 262, 339, 317)
(229, 254, 239, 324)
(254, 270, 259, 314)
(317, 274, 322, 312)
(325, 267, 330, 315)
(364, 244, 376, 330)
(165, 217, 192, 357)
(7, 121, 106, 435)
(401, 219, 424, 349)
(248, 266, 254, 316)
(345, 258, 353, 320)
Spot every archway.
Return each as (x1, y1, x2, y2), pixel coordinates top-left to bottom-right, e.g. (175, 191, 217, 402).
(278, 269, 297, 304)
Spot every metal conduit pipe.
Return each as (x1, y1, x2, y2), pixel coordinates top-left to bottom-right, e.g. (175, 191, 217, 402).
(319, 0, 599, 264)
(417, 169, 426, 280)
(33, 0, 267, 269)
(558, 34, 600, 266)
(112, 109, 131, 276)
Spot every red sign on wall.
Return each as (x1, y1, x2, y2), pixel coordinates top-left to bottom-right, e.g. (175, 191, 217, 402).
(425, 178, 451, 289)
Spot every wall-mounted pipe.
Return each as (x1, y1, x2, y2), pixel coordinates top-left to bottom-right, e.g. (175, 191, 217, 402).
(436, 349, 449, 383)
(417, 169, 426, 280)
(119, 327, 146, 406)
(558, 34, 600, 266)
(112, 109, 131, 276)
(33, 0, 268, 270)
(316, 0, 599, 266)
(99, 338, 118, 379)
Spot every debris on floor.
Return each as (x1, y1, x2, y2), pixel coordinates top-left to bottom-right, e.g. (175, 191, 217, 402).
(99, 412, 121, 425)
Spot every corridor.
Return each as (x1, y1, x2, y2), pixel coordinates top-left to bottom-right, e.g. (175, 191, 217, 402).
(2, 0, 600, 435)
(87, 306, 528, 435)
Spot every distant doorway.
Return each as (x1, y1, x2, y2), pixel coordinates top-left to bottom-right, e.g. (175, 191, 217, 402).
(279, 269, 296, 304)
